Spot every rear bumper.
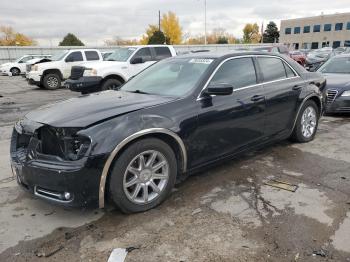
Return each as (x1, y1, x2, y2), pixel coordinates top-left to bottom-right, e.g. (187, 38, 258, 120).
(65, 76, 102, 93)
(325, 96, 350, 113)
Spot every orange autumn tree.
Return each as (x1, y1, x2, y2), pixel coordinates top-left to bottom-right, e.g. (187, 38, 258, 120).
(0, 26, 36, 46)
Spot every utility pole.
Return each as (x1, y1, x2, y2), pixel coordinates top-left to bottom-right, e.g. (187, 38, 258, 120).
(158, 10, 161, 31)
(204, 0, 207, 45)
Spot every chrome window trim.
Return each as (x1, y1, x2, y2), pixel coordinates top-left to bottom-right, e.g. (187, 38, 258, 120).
(98, 128, 187, 208)
(196, 54, 301, 101)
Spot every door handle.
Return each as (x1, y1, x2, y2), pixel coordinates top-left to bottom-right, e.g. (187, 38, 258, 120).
(251, 95, 265, 102)
(293, 85, 303, 90)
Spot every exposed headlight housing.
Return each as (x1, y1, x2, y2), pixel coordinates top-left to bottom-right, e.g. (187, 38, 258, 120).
(39, 127, 91, 161)
(33, 65, 39, 71)
(341, 90, 350, 97)
(83, 68, 98, 77)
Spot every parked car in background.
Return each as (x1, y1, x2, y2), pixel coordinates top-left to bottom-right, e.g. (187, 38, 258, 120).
(0, 55, 51, 76)
(305, 48, 334, 71)
(250, 45, 306, 65)
(10, 52, 325, 212)
(26, 49, 103, 90)
(65, 45, 176, 93)
(317, 54, 350, 113)
(289, 51, 306, 66)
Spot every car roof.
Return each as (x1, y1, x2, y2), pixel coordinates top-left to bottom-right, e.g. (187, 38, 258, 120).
(175, 51, 286, 60)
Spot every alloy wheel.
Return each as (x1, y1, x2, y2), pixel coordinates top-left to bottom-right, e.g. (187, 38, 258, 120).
(301, 106, 317, 138)
(47, 77, 59, 88)
(123, 150, 169, 205)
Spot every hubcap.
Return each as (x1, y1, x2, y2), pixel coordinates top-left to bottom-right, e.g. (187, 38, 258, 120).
(301, 106, 317, 138)
(123, 150, 169, 205)
(47, 77, 59, 88)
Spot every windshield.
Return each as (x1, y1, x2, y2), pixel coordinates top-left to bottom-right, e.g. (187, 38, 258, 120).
(51, 50, 69, 61)
(121, 57, 214, 97)
(106, 47, 136, 62)
(318, 57, 350, 74)
(16, 56, 32, 63)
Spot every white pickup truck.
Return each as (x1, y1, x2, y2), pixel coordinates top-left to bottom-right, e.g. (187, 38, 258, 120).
(65, 45, 177, 93)
(27, 49, 103, 89)
(0, 55, 51, 76)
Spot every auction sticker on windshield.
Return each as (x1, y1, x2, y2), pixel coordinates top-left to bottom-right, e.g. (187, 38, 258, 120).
(189, 59, 214, 64)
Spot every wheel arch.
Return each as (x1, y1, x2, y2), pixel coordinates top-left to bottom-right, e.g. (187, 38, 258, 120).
(98, 128, 187, 208)
(10, 67, 20, 74)
(41, 69, 63, 82)
(291, 94, 322, 133)
(101, 74, 126, 85)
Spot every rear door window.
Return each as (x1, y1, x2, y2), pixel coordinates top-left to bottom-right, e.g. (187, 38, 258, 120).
(258, 57, 287, 82)
(154, 47, 172, 60)
(85, 51, 100, 61)
(133, 48, 153, 62)
(210, 57, 257, 89)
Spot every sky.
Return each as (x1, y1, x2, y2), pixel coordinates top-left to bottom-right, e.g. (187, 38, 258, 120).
(1, 0, 350, 46)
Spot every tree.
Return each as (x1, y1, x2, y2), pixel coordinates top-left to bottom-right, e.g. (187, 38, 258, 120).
(216, 36, 228, 44)
(59, 33, 84, 46)
(139, 24, 159, 45)
(263, 21, 280, 43)
(0, 26, 36, 46)
(161, 11, 182, 44)
(148, 30, 166, 44)
(243, 23, 261, 43)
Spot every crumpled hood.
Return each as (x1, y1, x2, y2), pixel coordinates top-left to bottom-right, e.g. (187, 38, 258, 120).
(323, 73, 350, 92)
(25, 90, 174, 127)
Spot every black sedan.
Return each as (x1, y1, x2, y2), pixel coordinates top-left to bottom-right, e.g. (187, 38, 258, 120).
(317, 54, 350, 113)
(10, 52, 325, 213)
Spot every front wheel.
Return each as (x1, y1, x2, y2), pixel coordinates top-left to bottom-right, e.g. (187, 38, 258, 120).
(108, 138, 177, 213)
(10, 68, 20, 76)
(290, 100, 319, 143)
(101, 79, 122, 91)
(43, 73, 61, 90)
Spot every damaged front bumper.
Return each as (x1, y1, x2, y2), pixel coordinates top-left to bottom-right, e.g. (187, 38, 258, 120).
(10, 122, 108, 208)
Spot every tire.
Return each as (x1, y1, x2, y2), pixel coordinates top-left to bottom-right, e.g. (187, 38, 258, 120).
(109, 138, 177, 213)
(290, 100, 319, 143)
(10, 67, 20, 76)
(43, 73, 61, 90)
(101, 79, 122, 91)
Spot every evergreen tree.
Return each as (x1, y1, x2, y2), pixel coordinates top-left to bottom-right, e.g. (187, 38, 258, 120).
(263, 22, 280, 43)
(59, 33, 84, 46)
(148, 30, 166, 44)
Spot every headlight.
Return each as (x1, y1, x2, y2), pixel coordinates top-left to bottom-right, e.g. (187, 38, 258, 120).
(33, 65, 38, 71)
(341, 90, 350, 97)
(83, 68, 98, 77)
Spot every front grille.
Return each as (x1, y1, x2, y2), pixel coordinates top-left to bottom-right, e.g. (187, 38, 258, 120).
(69, 66, 85, 80)
(326, 89, 338, 106)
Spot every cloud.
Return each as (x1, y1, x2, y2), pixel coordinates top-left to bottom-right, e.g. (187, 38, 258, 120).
(0, 0, 350, 45)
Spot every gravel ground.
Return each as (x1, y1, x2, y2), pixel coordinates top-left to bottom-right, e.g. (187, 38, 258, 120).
(0, 75, 349, 261)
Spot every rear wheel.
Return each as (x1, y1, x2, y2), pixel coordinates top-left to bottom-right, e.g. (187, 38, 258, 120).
(101, 79, 122, 91)
(43, 73, 61, 90)
(10, 67, 20, 76)
(290, 100, 319, 143)
(108, 138, 177, 213)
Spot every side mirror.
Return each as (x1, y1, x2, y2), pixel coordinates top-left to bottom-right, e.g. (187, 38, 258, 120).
(205, 83, 234, 96)
(130, 57, 144, 64)
(18, 61, 24, 63)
